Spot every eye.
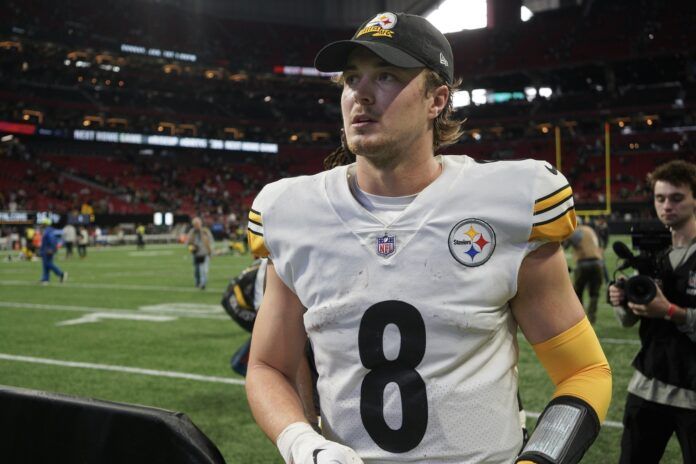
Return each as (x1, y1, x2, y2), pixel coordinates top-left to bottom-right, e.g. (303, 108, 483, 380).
(343, 73, 360, 86)
(377, 72, 397, 82)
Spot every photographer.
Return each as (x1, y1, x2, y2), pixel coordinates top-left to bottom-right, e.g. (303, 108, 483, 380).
(608, 160, 696, 463)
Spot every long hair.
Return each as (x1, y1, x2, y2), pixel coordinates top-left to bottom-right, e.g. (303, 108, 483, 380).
(322, 69, 465, 169)
(424, 70, 466, 150)
(323, 130, 355, 169)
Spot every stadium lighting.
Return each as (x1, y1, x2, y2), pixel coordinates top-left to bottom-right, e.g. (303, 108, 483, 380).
(539, 87, 553, 98)
(153, 212, 163, 226)
(524, 87, 537, 101)
(471, 89, 487, 105)
(164, 213, 174, 226)
(426, 0, 487, 32)
(521, 6, 534, 22)
(453, 90, 471, 108)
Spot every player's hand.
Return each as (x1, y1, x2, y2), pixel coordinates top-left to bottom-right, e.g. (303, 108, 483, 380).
(607, 277, 626, 307)
(277, 422, 364, 464)
(312, 443, 363, 464)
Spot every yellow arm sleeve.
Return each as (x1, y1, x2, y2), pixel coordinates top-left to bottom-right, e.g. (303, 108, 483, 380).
(531, 317, 612, 423)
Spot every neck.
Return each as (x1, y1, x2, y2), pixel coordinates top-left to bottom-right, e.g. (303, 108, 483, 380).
(354, 149, 441, 196)
(672, 216, 696, 247)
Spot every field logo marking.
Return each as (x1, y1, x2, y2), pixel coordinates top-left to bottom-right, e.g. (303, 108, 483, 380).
(56, 312, 177, 326)
(139, 303, 224, 315)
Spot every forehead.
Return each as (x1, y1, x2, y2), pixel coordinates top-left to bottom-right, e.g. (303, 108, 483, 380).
(344, 47, 402, 70)
(654, 180, 692, 197)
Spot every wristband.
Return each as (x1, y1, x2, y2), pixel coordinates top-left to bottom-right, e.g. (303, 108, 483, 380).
(664, 303, 678, 321)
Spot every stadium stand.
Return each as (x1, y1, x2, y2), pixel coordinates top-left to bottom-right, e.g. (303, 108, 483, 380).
(1, 0, 695, 224)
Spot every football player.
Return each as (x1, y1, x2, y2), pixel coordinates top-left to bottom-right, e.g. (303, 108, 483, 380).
(246, 12, 612, 464)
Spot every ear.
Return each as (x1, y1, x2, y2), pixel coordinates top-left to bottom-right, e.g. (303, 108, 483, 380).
(427, 84, 449, 119)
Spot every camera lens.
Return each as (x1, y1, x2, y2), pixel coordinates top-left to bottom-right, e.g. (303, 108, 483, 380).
(625, 275, 657, 305)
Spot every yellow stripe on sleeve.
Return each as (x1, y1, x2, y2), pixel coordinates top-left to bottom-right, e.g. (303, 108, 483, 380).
(247, 229, 269, 258)
(529, 207, 577, 242)
(249, 209, 262, 225)
(533, 184, 573, 214)
(532, 317, 612, 422)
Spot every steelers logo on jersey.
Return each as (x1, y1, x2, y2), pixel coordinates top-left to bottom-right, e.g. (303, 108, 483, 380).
(448, 218, 496, 267)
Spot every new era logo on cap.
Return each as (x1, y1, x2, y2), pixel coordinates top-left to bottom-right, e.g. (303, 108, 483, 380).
(440, 52, 449, 67)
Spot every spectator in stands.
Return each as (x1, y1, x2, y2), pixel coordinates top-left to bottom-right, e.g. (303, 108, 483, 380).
(80, 201, 94, 217)
(62, 222, 76, 258)
(39, 218, 67, 284)
(187, 217, 213, 290)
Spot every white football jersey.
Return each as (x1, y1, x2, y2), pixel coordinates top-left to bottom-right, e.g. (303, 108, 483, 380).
(248, 155, 576, 464)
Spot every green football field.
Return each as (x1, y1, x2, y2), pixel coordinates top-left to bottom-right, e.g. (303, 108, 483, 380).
(0, 239, 683, 463)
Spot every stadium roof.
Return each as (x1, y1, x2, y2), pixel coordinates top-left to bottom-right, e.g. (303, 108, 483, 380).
(153, 0, 448, 28)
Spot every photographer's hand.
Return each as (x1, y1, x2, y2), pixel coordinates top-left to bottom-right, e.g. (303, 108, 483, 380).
(608, 277, 626, 307)
(627, 284, 672, 319)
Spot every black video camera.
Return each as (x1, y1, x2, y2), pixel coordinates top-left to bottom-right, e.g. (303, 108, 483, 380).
(611, 221, 671, 305)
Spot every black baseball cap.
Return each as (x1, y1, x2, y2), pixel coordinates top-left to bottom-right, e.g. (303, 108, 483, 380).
(315, 12, 454, 84)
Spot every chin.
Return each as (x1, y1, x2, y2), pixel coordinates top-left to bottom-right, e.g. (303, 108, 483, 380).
(347, 135, 391, 157)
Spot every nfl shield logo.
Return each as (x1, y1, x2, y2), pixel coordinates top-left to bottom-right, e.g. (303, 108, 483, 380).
(377, 234, 396, 257)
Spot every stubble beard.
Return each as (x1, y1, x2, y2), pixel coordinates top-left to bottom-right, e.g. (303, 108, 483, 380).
(345, 128, 410, 170)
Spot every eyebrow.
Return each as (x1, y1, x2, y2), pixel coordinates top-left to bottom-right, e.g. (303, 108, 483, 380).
(343, 60, 399, 72)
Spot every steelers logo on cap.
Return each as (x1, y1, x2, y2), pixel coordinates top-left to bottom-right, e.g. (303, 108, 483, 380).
(448, 218, 496, 267)
(366, 12, 398, 30)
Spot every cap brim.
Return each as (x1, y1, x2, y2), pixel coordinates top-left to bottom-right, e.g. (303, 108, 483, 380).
(315, 40, 425, 72)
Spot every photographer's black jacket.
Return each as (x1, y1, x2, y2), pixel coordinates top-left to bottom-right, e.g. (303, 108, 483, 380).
(633, 249, 696, 391)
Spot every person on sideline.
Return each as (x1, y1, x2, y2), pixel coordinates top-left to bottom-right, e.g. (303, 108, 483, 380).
(187, 217, 213, 290)
(245, 12, 611, 464)
(39, 219, 66, 284)
(564, 223, 604, 323)
(609, 160, 696, 463)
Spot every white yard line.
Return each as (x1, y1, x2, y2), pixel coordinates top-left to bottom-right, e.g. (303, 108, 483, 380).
(0, 353, 245, 385)
(0, 353, 625, 429)
(0, 301, 229, 320)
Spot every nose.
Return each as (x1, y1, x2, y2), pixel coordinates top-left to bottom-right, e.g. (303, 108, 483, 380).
(352, 77, 375, 106)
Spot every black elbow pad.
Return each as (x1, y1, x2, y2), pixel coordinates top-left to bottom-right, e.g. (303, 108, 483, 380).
(516, 395, 600, 464)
